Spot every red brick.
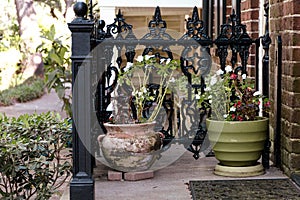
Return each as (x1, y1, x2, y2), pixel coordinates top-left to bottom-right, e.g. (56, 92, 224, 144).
(282, 32, 300, 46)
(270, 2, 284, 19)
(281, 120, 300, 139)
(270, 0, 284, 5)
(241, 9, 259, 22)
(281, 104, 300, 124)
(290, 153, 300, 169)
(108, 170, 123, 181)
(283, 1, 294, 16)
(283, 16, 300, 30)
(291, 123, 300, 139)
(292, 48, 300, 62)
(124, 170, 154, 181)
(282, 91, 300, 108)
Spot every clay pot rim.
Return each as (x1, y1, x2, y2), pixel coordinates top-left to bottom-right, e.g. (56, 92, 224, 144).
(104, 121, 156, 127)
(206, 117, 268, 124)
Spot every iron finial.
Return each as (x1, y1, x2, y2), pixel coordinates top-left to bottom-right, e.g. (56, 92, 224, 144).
(154, 6, 162, 23)
(192, 6, 199, 22)
(73, 2, 88, 18)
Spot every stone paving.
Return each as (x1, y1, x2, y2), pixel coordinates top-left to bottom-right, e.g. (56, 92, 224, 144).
(0, 90, 67, 118)
(0, 91, 288, 200)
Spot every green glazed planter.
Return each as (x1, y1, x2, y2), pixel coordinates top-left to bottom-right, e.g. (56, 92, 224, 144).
(206, 117, 268, 167)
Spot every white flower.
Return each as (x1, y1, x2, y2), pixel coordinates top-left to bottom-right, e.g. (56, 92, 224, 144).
(253, 91, 261, 96)
(143, 87, 147, 93)
(204, 87, 211, 91)
(166, 58, 171, 64)
(106, 103, 114, 111)
(136, 55, 143, 62)
(210, 75, 217, 86)
(145, 55, 155, 60)
(209, 100, 212, 104)
(169, 77, 175, 83)
(225, 65, 232, 73)
(123, 62, 133, 72)
(208, 95, 212, 99)
(223, 114, 228, 119)
(230, 106, 236, 112)
(195, 94, 200, 100)
(138, 92, 143, 96)
(242, 74, 247, 79)
(216, 69, 224, 75)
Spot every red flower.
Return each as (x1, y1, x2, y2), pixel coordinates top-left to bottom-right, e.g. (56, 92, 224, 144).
(231, 114, 236, 119)
(237, 101, 242, 107)
(257, 101, 260, 105)
(264, 101, 271, 107)
(237, 116, 243, 121)
(230, 73, 238, 79)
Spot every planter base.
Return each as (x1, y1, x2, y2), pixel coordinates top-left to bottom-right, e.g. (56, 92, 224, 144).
(214, 163, 265, 177)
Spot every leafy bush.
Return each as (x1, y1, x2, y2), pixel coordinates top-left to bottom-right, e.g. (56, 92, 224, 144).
(0, 112, 72, 199)
(0, 76, 45, 106)
(37, 24, 72, 117)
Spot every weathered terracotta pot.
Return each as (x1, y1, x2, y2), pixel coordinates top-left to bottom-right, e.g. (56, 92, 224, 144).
(207, 117, 268, 167)
(98, 121, 162, 172)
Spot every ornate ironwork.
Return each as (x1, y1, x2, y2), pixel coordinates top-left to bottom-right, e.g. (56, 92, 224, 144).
(215, 9, 253, 73)
(69, 1, 273, 198)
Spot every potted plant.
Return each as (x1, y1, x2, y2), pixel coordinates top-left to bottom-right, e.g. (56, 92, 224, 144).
(98, 54, 180, 172)
(198, 65, 271, 177)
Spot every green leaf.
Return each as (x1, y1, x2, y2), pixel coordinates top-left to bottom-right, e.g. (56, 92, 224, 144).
(49, 51, 62, 65)
(56, 86, 65, 99)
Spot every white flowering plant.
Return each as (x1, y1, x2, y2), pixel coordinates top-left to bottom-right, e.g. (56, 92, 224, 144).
(117, 55, 180, 123)
(198, 65, 270, 121)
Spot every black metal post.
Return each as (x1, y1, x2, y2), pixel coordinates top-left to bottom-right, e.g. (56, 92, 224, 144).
(261, 1, 271, 169)
(216, 0, 220, 35)
(236, 0, 241, 22)
(209, 1, 214, 39)
(255, 38, 260, 90)
(68, 2, 95, 200)
(275, 35, 282, 168)
(222, 0, 227, 24)
(203, 0, 209, 35)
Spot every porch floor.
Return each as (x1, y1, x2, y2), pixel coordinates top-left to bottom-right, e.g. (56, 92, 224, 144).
(0, 90, 288, 200)
(62, 151, 286, 200)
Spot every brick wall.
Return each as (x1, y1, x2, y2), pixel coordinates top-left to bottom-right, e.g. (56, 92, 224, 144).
(241, 0, 260, 77)
(269, 0, 300, 176)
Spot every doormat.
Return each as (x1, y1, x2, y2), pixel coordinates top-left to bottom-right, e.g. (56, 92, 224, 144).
(189, 179, 300, 200)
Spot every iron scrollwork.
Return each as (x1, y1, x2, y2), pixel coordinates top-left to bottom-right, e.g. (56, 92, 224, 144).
(92, 4, 264, 160)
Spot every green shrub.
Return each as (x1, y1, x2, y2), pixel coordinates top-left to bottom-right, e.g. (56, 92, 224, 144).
(0, 112, 72, 199)
(0, 76, 45, 106)
(38, 24, 72, 117)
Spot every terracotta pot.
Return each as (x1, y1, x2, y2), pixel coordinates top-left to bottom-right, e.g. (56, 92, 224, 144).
(206, 118, 268, 167)
(98, 121, 162, 172)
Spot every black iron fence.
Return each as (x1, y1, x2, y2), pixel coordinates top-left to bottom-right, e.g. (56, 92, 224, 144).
(68, 1, 271, 199)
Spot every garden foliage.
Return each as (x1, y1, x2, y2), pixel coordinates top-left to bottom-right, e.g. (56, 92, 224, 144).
(0, 77, 45, 106)
(37, 25, 72, 117)
(0, 112, 72, 199)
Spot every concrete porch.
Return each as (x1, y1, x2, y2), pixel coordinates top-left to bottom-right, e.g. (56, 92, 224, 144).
(62, 151, 286, 200)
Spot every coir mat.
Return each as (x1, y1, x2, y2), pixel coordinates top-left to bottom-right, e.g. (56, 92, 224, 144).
(189, 178, 300, 200)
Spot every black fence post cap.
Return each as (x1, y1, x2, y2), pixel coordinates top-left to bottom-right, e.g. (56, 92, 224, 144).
(73, 2, 88, 18)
